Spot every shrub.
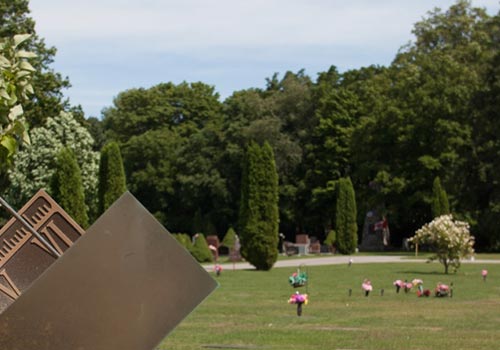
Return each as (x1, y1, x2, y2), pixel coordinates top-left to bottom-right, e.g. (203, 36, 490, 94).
(191, 233, 214, 263)
(172, 233, 193, 253)
(324, 230, 337, 252)
(222, 227, 237, 248)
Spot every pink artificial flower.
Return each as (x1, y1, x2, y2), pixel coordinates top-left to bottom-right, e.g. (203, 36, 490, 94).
(393, 280, 404, 287)
(362, 282, 373, 292)
(437, 283, 449, 291)
(482, 269, 488, 277)
(288, 292, 308, 304)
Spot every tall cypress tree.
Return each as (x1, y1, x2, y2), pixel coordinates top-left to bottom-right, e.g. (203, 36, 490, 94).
(239, 141, 279, 270)
(50, 147, 88, 228)
(335, 177, 358, 254)
(97, 142, 127, 216)
(432, 176, 450, 217)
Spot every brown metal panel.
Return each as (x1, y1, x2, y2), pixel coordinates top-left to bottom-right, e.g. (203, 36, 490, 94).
(0, 189, 85, 313)
(0, 191, 218, 350)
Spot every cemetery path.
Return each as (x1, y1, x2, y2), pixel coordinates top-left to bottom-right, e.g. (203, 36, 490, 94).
(208, 255, 500, 271)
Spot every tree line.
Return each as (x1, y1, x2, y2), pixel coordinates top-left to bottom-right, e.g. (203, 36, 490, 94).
(2, 1, 500, 253)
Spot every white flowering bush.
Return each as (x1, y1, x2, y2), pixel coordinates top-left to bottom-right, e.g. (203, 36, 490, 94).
(6, 111, 99, 216)
(409, 214, 474, 274)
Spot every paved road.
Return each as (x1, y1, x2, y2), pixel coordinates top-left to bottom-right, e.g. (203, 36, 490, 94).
(206, 255, 500, 271)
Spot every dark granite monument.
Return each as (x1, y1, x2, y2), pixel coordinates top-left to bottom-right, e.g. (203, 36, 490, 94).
(359, 210, 390, 251)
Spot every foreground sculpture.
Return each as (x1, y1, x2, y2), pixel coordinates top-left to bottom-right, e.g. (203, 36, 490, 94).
(0, 191, 217, 350)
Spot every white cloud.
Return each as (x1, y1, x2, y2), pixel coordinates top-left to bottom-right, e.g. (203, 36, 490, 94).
(30, 1, 480, 48)
(28, 0, 499, 117)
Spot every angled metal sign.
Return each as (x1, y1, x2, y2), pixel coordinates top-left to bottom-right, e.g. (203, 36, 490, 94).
(0, 191, 218, 350)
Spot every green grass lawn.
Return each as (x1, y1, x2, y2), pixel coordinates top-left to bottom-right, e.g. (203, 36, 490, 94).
(159, 261, 500, 350)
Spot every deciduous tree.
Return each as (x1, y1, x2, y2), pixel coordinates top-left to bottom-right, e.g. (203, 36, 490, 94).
(0, 33, 35, 188)
(409, 214, 474, 274)
(6, 111, 99, 216)
(0, 0, 72, 127)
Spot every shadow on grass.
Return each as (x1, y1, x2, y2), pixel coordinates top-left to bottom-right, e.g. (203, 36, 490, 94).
(396, 270, 449, 275)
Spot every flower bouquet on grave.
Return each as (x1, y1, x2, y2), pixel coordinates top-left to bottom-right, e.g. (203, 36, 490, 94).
(435, 283, 450, 297)
(412, 279, 429, 297)
(412, 278, 423, 292)
(403, 280, 413, 293)
(288, 266, 308, 288)
(417, 289, 431, 297)
(362, 279, 373, 296)
(288, 291, 308, 316)
(393, 279, 404, 293)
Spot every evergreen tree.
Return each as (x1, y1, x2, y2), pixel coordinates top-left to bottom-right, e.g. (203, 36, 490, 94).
(191, 234, 214, 263)
(50, 147, 88, 228)
(221, 227, 237, 248)
(239, 141, 279, 270)
(432, 176, 450, 217)
(172, 233, 194, 253)
(335, 177, 358, 254)
(98, 142, 127, 216)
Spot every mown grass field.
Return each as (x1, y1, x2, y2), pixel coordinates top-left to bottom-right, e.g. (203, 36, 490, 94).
(159, 260, 500, 350)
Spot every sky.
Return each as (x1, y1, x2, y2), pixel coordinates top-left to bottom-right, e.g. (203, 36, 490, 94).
(29, 0, 499, 118)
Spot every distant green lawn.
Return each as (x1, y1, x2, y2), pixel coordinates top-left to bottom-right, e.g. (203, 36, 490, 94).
(160, 261, 500, 350)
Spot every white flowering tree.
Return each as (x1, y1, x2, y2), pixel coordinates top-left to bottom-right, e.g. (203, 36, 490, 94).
(6, 111, 99, 218)
(409, 214, 474, 274)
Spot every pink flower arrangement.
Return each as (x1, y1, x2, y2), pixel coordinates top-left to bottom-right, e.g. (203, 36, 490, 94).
(435, 283, 450, 297)
(362, 281, 373, 291)
(288, 291, 308, 305)
(362, 279, 373, 296)
(393, 279, 404, 293)
(482, 269, 488, 281)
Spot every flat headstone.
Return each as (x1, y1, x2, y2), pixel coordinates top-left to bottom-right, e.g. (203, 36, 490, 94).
(0, 191, 217, 350)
